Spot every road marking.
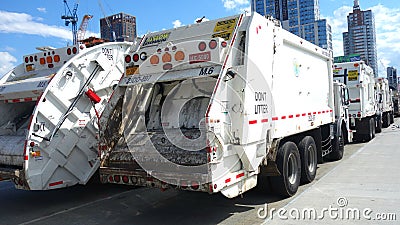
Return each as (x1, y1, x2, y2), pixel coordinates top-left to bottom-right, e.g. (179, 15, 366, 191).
(261, 139, 374, 224)
(19, 188, 138, 225)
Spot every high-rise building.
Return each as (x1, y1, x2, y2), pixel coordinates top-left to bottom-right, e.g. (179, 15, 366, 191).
(387, 67, 398, 90)
(251, 0, 332, 51)
(100, 12, 137, 42)
(343, 0, 378, 76)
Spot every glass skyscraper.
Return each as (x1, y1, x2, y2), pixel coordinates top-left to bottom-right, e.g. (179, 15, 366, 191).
(343, 0, 378, 76)
(251, 0, 332, 51)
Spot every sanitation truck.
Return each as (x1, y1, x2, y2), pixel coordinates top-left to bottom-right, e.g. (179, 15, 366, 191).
(0, 42, 131, 189)
(98, 13, 343, 198)
(375, 78, 394, 127)
(333, 61, 376, 141)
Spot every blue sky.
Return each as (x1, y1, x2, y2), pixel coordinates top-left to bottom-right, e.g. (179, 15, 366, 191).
(1, 0, 399, 77)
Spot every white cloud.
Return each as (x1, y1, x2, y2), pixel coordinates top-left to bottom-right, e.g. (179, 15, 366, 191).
(327, 4, 400, 76)
(222, 0, 250, 11)
(0, 52, 17, 77)
(0, 10, 72, 41)
(37, 8, 47, 13)
(172, 20, 183, 28)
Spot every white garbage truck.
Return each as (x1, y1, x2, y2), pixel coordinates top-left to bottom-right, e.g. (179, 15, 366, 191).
(333, 61, 377, 141)
(374, 77, 394, 127)
(0, 42, 131, 189)
(98, 12, 344, 198)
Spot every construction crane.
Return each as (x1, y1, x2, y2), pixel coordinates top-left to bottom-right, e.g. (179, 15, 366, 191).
(98, 0, 116, 41)
(61, 0, 79, 45)
(77, 14, 93, 42)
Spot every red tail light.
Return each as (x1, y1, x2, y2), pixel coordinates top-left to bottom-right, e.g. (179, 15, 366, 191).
(209, 40, 217, 49)
(133, 54, 140, 62)
(198, 42, 207, 51)
(125, 55, 132, 63)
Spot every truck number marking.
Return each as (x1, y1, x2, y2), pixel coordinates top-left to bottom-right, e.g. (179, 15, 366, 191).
(37, 81, 48, 88)
(125, 75, 152, 85)
(189, 52, 211, 64)
(254, 92, 269, 114)
(102, 48, 114, 60)
(199, 67, 214, 76)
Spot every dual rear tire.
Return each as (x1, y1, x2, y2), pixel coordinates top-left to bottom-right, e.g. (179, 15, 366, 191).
(270, 136, 317, 197)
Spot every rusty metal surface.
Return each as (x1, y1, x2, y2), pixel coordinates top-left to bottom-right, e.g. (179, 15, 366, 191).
(0, 135, 25, 166)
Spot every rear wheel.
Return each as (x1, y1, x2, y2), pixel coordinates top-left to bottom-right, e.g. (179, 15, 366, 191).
(270, 141, 301, 197)
(298, 136, 317, 184)
(390, 112, 394, 124)
(376, 115, 382, 133)
(383, 112, 390, 128)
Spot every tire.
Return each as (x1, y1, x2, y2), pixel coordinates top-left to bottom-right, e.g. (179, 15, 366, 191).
(298, 136, 317, 184)
(363, 118, 375, 142)
(270, 141, 301, 197)
(390, 112, 394, 124)
(383, 112, 390, 128)
(376, 115, 382, 133)
(328, 135, 344, 161)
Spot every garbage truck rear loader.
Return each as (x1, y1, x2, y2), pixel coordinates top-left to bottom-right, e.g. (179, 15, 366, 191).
(0, 42, 131, 190)
(99, 13, 341, 198)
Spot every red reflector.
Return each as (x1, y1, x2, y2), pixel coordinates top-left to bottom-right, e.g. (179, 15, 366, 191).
(181, 181, 188, 189)
(125, 55, 132, 63)
(221, 41, 227, 48)
(72, 47, 78, 54)
(261, 119, 268, 123)
(25, 57, 29, 63)
(29, 142, 35, 147)
(29, 56, 33, 62)
(272, 117, 278, 121)
(281, 116, 287, 119)
(108, 176, 114, 182)
(114, 175, 120, 183)
(67, 48, 72, 55)
(225, 178, 231, 184)
(209, 40, 218, 49)
(236, 172, 245, 179)
(249, 120, 257, 125)
(289, 115, 294, 118)
(122, 176, 129, 183)
(198, 42, 207, 51)
(133, 54, 139, 62)
(85, 89, 101, 104)
(163, 63, 173, 70)
(49, 181, 63, 187)
(191, 181, 199, 190)
(24, 155, 29, 160)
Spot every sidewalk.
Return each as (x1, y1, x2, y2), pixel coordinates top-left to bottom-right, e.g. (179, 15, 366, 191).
(263, 118, 400, 224)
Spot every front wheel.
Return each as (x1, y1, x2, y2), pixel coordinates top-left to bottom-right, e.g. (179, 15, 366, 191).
(270, 141, 301, 197)
(328, 135, 344, 161)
